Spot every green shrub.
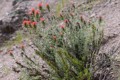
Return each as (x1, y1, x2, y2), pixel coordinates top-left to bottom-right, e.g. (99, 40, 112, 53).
(22, 2, 103, 80)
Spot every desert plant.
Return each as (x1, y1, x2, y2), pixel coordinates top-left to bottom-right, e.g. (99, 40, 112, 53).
(21, 2, 104, 80)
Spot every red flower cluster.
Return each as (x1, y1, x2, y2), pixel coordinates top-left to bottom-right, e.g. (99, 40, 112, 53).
(23, 20, 27, 25)
(60, 25, 65, 29)
(38, 2, 42, 7)
(38, 2, 43, 10)
(64, 19, 69, 23)
(24, 3, 52, 28)
(31, 8, 35, 14)
(23, 20, 31, 27)
(35, 10, 39, 16)
(22, 20, 37, 28)
(40, 17, 45, 22)
(40, 17, 45, 26)
(29, 8, 40, 17)
(31, 22, 37, 27)
(46, 3, 49, 7)
(46, 3, 50, 12)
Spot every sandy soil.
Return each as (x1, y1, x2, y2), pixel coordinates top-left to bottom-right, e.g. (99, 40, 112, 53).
(0, 0, 13, 20)
(89, 0, 120, 79)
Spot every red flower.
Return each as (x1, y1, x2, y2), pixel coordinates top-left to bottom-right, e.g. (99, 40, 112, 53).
(35, 10, 39, 16)
(31, 8, 35, 13)
(46, 3, 50, 11)
(23, 20, 27, 25)
(23, 20, 31, 27)
(40, 17, 45, 22)
(60, 25, 65, 29)
(38, 2, 42, 10)
(64, 19, 69, 23)
(46, 3, 49, 7)
(40, 17, 45, 26)
(31, 22, 37, 27)
(26, 20, 31, 25)
(38, 2, 42, 7)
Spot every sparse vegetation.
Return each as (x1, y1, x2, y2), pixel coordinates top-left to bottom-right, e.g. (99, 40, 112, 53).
(1, 31, 23, 48)
(19, 1, 104, 80)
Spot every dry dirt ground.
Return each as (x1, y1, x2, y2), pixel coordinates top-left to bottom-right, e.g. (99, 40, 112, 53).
(91, 0, 120, 55)
(0, 39, 49, 80)
(89, 0, 120, 79)
(1, 0, 120, 80)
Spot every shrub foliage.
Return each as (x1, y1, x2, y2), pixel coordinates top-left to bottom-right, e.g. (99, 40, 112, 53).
(22, 2, 103, 80)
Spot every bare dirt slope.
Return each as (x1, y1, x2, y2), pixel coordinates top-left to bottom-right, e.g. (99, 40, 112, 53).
(90, 0, 120, 78)
(0, 0, 13, 20)
(91, 0, 120, 56)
